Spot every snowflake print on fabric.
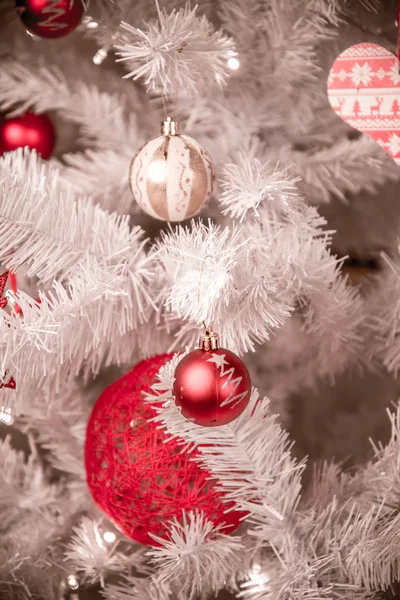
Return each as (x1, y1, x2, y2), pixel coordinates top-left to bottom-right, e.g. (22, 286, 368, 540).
(389, 64, 400, 86)
(387, 133, 400, 156)
(350, 62, 372, 86)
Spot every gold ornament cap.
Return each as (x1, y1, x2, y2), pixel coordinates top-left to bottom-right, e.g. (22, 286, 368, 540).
(199, 326, 219, 351)
(161, 117, 179, 136)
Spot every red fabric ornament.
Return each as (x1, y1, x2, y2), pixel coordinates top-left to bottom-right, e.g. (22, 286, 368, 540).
(0, 271, 9, 310)
(16, 0, 84, 39)
(173, 331, 251, 427)
(0, 271, 16, 390)
(0, 112, 55, 159)
(85, 354, 244, 547)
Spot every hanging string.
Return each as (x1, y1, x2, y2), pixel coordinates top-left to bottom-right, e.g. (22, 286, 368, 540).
(197, 254, 213, 334)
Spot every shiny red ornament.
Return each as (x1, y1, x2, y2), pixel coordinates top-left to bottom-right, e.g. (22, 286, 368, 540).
(85, 354, 244, 546)
(0, 112, 55, 159)
(16, 0, 84, 39)
(0, 376, 16, 390)
(173, 331, 251, 427)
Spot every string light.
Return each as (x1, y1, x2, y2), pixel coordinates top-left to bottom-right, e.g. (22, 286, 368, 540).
(241, 562, 269, 590)
(67, 574, 79, 590)
(228, 56, 240, 71)
(0, 406, 13, 425)
(93, 47, 108, 65)
(86, 19, 99, 29)
(103, 530, 116, 543)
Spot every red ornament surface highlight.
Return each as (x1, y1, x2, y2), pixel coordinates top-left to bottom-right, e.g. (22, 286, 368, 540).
(16, 0, 84, 38)
(328, 42, 400, 165)
(173, 348, 251, 427)
(0, 112, 55, 159)
(85, 354, 244, 546)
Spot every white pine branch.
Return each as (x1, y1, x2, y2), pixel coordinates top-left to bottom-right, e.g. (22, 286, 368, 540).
(0, 436, 64, 532)
(0, 149, 157, 380)
(148, 511, 243, 600)
(56, 148, 136, 216)
(155, 210, 358, 362)
(116, 3, 236, 95)
(220, 155, 302, 222)
(155, 220, 247, 326)
(0, 265, 150, 383)
(0, 60, 140, 151)
(0, 149, 153, 288)
(363, 254, 400, 375)
(65, 517, 147, 586)
(285, 138, 400, 205)
(21, 381, 89, 478)
(104, 575, 171, 600)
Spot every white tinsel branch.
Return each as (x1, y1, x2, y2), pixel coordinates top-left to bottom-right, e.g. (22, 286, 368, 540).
(148, 511, 243, 600)
(116, 2, 236, 95)
(65, 517, 147, 586)
(220, 155, 302, 222)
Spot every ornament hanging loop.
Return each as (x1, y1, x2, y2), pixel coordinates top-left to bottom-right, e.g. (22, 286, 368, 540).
(161, 117, 179, 136)
(199, 324, 219, 351)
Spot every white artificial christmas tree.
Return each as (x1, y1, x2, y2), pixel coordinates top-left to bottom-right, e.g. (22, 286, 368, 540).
(1, 1, 400, 599)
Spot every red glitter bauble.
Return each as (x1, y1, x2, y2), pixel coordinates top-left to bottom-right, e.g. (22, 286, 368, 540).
(85, 354, 243, 546)
(173, 348, 251, 427)
(0, 112, 55, 159)
(16, 0, 84, 38)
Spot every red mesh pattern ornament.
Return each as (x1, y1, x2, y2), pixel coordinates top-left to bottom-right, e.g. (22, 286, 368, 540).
(85, 354, 243, 546)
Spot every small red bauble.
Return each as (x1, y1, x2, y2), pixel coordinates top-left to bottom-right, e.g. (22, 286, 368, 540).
(85, 354, 244, 546)
(0, 112, 55, 159)
(173, 329, 251, 427)
(16, 0, 84, 39)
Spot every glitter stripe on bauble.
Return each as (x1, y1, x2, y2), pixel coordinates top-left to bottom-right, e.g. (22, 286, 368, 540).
(129, 117, 215, 222)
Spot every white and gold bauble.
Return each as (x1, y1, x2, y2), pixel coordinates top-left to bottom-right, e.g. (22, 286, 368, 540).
(129, 117, 214, 222)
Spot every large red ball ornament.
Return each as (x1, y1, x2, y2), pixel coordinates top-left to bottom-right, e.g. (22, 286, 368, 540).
(85, 354, 244, 546)
(16, 0, 84, 39)
(173, 329, 251, 427)
(0, 112, 55, 159)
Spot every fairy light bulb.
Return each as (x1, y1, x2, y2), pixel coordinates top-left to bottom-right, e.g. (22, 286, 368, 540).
(67, 574, 79, 590)
(103, 530, 116, 543)
(228, 56, 240, 70)
(83, 16, 99, 29)
(240, 562, 269, 591)
(0, 407, 13, 426)
(93, 47, 108, 65)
